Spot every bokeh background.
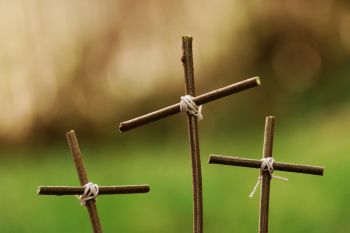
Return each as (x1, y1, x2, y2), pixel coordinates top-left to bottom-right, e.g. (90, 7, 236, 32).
(1, 0, 350, 232)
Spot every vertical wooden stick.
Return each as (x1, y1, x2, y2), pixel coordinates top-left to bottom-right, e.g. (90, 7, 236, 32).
(181, 36, 203, 233)
(258, 116, 275, 233)
(66, 130, 103, 233)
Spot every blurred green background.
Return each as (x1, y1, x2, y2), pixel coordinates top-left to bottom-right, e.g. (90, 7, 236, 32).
(1, 0, 350, 232)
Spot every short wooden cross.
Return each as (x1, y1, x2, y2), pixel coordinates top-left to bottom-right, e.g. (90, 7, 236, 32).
(118, 36, 261, 233)
(37, 130, 150, 233)
(208, 116, 324, 233)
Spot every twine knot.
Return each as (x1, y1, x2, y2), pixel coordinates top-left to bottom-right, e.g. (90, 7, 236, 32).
(77, 182, 99, 206)
(180, 95, 203, 120)
(249, 157, 288, 198)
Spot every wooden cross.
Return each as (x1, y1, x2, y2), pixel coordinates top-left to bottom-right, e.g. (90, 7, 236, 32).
(208, 116, 325, 233)
(37, 130, 150, 233)
(118, 36, 261, 233)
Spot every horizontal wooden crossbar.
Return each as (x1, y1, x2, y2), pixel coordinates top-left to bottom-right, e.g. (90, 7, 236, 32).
(208, 155, 324, 176)
(119, 77, 261, 132)
(38, 185, 150, 195)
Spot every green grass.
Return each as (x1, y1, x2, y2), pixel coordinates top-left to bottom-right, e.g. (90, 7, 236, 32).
(1, 107, 350, 233)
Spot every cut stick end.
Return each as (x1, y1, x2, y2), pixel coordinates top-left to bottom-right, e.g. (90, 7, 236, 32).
(118, 123, 126, 133)
(207, 155, 215, 164)
(255, 76, 261, 86)
(66, 130, 75, 136)
(182, 35, 193, 40)
(319, 168, 325, 176)
(37, 186, 43, 195)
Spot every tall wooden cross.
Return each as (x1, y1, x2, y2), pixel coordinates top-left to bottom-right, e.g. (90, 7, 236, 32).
(208, 116, 325, 233)
(118, 36, 261, 233)
(37, 130, 150, 233)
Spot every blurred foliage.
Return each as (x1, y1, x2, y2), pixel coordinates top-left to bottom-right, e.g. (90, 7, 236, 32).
(1, 114, 350, 233)
(0, 0, 349, 143)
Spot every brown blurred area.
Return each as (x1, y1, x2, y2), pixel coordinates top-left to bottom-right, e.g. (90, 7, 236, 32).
(1, 0, 350, 144)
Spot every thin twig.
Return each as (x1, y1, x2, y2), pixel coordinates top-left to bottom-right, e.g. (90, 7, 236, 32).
(259, 116, 274, 233)
(66, 130, 103, 233)
(182, 36, 203, 233)
(119, 76, 260, 132)
(38, 185, 150, 195)
(208, 155, 324, 176)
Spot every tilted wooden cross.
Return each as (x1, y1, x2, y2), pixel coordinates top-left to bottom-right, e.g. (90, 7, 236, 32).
(37, 130, 150, 233)
(118, 36, 261, 233)
(208, 116, 325, 233)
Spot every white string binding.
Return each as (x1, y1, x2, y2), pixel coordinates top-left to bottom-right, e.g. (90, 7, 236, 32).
(249, 157, 288, 198)
(180, 95, 203, 120)
(77, 182, 99, 206)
